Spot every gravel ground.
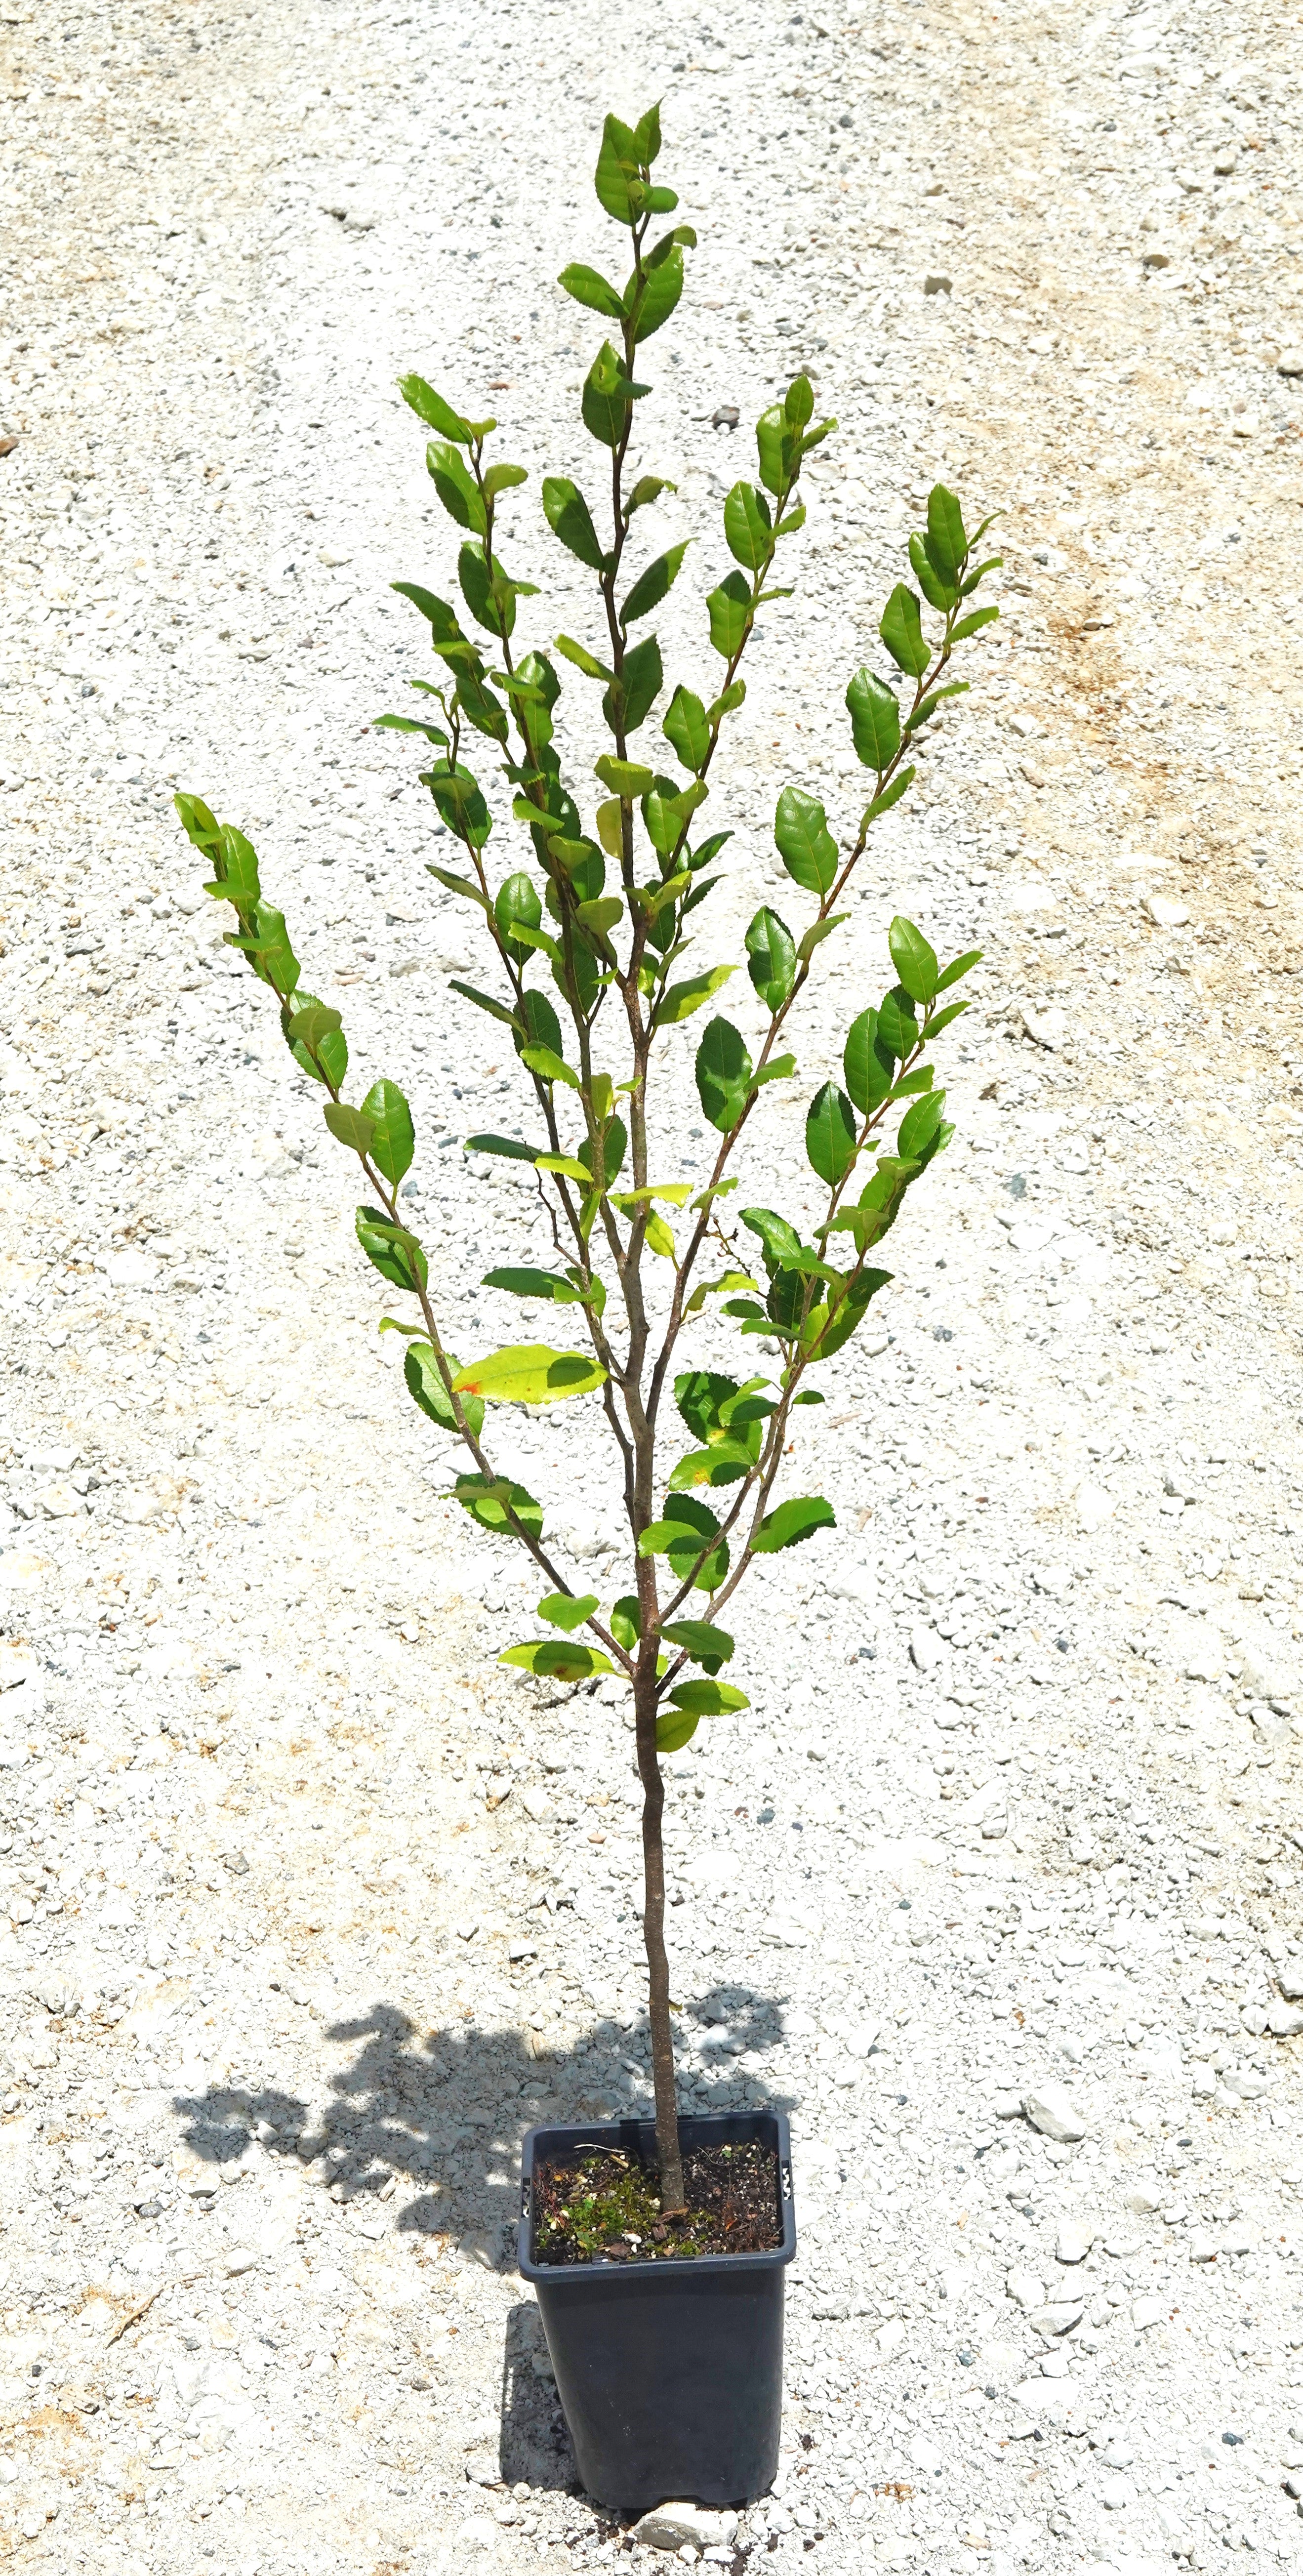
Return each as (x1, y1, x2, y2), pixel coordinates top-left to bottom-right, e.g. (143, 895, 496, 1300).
(3, 0, 1303, 2571)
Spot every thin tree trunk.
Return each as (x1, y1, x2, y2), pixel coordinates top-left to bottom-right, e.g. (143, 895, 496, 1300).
(634, 1666, 684, 2212)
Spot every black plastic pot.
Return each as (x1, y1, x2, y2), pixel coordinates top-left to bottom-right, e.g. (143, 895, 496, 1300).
(518, 2109, 796, 2513)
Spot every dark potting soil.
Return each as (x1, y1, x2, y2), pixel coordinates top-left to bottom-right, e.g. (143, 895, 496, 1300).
(531, 2137, 782, 2267)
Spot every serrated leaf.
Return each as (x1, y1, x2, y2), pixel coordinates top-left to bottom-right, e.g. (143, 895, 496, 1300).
(358, 1078, 414, 1185)
(927, 483, 967, 583)
(951, 605, 1000, 641)
(655, 960, 736, 1027)
(861, 766, 916, 827)
(796, 911, 847, 967)
(450, 1472, 542, 1540)
(324, 1101, 376, 1155)
(695, 1014, 752, 1134)
(805, 1082, 858, 1186)
(664, 1676, 749, 1716)
(706, 570, 750, 660)
(843, 1007, 895, 1115)
(638, 1493, 729, 1592)
(451, 1345, 607, 1405)
(520, 1042, 581, 1092)
(557, 261, 624, 319)
(356, 1205, 428, 1294)
(464, 1131, 547, 1164)
(745, 905, 796, 1011)
(482, 1267, 585, 1305)
(629, 243, 685, 342)
(774, 785, 838, 897)
(662, 683, 709, 773)
(541, 475, 609, 572)
(594, 114, 640, 226)
(723, 480, 773, 572)
(846, 665, 901, 770)
(750, 1495, 836, 1554)
(888, 917, 939, 1006)
(621, 541, 689, 628)
(451, 979, 517, 1028)
(427, 439, 487, 536)
(606, 630, 663, 736)
(879, 582, 930, 679)
(284, 996, 347, 1091)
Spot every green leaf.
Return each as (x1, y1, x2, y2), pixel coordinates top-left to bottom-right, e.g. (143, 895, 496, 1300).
(755, 402, 797, 498)
(897, 1088, 947, 1161)
(621, 541, 689, 627)
(774, 785, 838, 897)
(451, 1345, 608, 1405)
(404, 1340, 484, 1439)
(464, 1131, 547, 1164)
(174, 791, 223, 865)
(424, 765, 493, 849)
(578, 1118, 627, 1189)
(483, 1267, 585, 1305)
(655, 960, 736, 1027)
(534, 1152, 593, 1183)
(324, 1101, 376, 1155)
(459, 540, 514, 638)
(494, 870, 542, 963)
(888, 917, 940, 1007)
(450, 979, 517, 1029)
(283, 997, 347, 1091)
(936, 946, 982, 994)
(357, 1079, 414, 1186)
(655, 1705, 700, 1753)
(796, 912, 847, 967)
(355, 1206, 428, 1294)
(582, 340, 647, 449)
(707, 678, 746, 728)
(660, 1617, 735, 1673)
(606, 630, 663, 737)
(483, 461, 528, 502)
(926, 998, 970, 1039)
(391, 580, 465, 647)
(427, 863, 490, 915)
(537, 1591, 600, 1633)
(541, 475, 609, 573)
(745, 905, 796, 1011)
(398, 373, 472, 444)
(861, 766, 916, 826)
(846, 666, 901, 770)
(554, 633, 612, 683)
(451, 1472, 542, 1540)
(664, 1676, 750, 1717)
(843, 1007, 895, 1115)
(706, 570, 750, 661)
(627, 473, 676, 515)
(695, 1015, 753, 1133)
(557, 262, 624, 319)
(674, 1369, 742, 1443)
(663, 684, 710, 774)
(879, 582, 930, 679)
(908, 530, 954, 613)
(638, 1493, 729, 1592)
(520, 1042, 581, 1092)
(501, 1639, 614, 1681)
(667, 1440, 755, 1491)
(751, 1495, 836, 1554)
(427, 440, 487, 536)
(905, 679, 969, 735)
(629, 243, 685, 342)
(610, 1594, 641, 1653)
(226, 901, 300, 997)
(594, 754, 655, 799)
(741, 1205, 802, 1270)
(594, 113, 641, 225)
(723, 481, 773, 572)
(805, 1082, 858, 1186)
(876, 985, 918, 1062)
(951, 604, 1000, 641)
(927, 483, 967, 584)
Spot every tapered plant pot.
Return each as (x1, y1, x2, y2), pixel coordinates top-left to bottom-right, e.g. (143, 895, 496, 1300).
(518, 2109, 796, 2513)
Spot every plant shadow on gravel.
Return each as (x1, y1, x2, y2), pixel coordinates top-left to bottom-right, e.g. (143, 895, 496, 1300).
(174, 1983, 795, 2491)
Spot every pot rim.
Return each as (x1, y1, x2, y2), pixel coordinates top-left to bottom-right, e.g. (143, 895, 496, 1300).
(518, 2107, 797, 2284)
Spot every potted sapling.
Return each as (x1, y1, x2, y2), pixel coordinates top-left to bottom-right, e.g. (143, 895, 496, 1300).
(176, 105, 1000, 2514)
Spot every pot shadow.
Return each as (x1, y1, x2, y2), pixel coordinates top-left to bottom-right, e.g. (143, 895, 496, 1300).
(172, 1979, 797, 2496)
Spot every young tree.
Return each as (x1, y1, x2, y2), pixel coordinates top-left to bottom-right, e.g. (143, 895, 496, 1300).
(176, 106, 999, 2217)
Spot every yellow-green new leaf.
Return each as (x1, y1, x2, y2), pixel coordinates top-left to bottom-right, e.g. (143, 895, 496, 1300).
(653, 961, 736, 1027)
(500, 1639, 614, 1682)
(451, 1345, 608, 1405)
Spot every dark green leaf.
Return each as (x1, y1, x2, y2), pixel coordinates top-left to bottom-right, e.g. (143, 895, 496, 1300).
(846, 666, 901, 769)
(398, 373, 471, 444)
(390, 580, 465, 647)
(897, 1088, 947, 1161)
(356, 1205, 428, 1294)
(557, 262, 624, 319)
(774, 785, 838, 897)
(876, 985, 918, 1063)
(706, 570, 750, 660)
(404, 1340, 484, 1439)
(324, 1101, 376, 1155)
(660, 1618, 734, 1674)
(888, 917, 939, 1007)
(610, 1594, 641, 1652)
(638, 1492, 730, 1592)
(745, 905, 796, 1011)
(450, 979, 517, 1028)
(674, 1369, 742, 1444)
(621, 541, 689, 627)
(723, 481, 773, 572)
(464, 1132, 548, 1163)
(629, 244, 685, 342)
(361, 1078, 415, 1185)
(751, 1494, 836, 1554)
(805, 1082, 858, 1186)
(605, 631, 662, 736)
(909, 530, 955, 613)
(927, 483, 967, 584)
(582, 340, 647, 448)
(663, 684, 710, 774)
(879, 582, 930, 679)
(424, 764, 493, 848)
(843, 1007, 894, 1115)
(577, 1118, 627, 1189)
(695, 1015, 753, 1133)
(541, 476, 609, 572)
(861, 766, 916, 826)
